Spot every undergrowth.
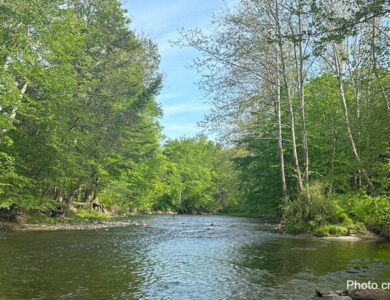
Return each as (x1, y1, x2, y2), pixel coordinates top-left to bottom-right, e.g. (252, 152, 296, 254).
(282, 182, 389, 237)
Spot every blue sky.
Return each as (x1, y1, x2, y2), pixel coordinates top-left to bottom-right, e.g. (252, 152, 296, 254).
(121, 0, 233, 139)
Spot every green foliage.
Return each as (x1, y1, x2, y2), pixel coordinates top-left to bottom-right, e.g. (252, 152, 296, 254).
(341, 193, 390, 236)
(0, 0, 239, 219)
(314, 225, 349, 237)
(99, 181, 131, 210)
(0, 0, 389, 233)
(156, 135, 239, 213)
(282, 183, 342, 227)
(0, 0, 165, 216)
(177, 0, 390, 236)
(282, 182, 390, 236)
(283, 182, 363, 235)
(72, 209, 109, 222)
(232, 122, 286, 217)
(25, 213, 61, 225)
(98, 136, 240, 214)
(284, 221, 311, 234)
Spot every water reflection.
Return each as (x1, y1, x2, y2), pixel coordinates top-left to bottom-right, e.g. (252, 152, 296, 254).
(233, 237, 390, 298)
(0, 229, 150, 299)
(0, 216, 390, 299)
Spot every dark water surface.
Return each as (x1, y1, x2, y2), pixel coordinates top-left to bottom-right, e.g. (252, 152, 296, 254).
(1, 215, 390, 299)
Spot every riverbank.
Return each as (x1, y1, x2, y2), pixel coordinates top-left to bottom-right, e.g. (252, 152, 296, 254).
(293, 232, 383, 242)
(0, 206, 385, 242)
(9, 219, 148, 232)
(0, 209, 178, 233)
(0, 217, 140, 232)
(1, 215, 384, 242)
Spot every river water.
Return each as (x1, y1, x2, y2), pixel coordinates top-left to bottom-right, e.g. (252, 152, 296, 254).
(1, 215, 390, 299)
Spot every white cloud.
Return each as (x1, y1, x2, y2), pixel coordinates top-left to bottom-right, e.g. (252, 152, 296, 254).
(163, 98, 209, 116)
(164, 124, 197, 131)
(156, 92, 182, 102)
(126, 0, 193, 37)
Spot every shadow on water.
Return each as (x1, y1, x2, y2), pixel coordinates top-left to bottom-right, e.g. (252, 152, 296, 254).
(232, 237, 390, 298)
(0, 229, 154, 299)
(1, 215, 390, 299)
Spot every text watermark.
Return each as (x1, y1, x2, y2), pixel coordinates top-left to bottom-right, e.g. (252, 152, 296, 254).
(347, 280, 390, 290)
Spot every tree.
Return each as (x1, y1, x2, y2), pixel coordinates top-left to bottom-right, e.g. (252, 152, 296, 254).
(158, 135, 238, 213)
(0, 0, 164, 214)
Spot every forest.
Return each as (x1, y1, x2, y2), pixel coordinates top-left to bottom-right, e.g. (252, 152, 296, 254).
(0, 0, 389, 237)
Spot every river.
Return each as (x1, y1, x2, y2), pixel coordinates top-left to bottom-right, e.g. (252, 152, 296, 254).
(1, 215, 390, 299)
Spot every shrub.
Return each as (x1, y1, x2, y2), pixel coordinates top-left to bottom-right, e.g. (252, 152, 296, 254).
(341, 193, 390, 236)
(282, 182, 345, 227)
(284, 221, 311, 234)
(282, 183, 390, 237)
(72, 208, 109, 222)
(282, 182, 363, 235)
(314, 225, 348, 237)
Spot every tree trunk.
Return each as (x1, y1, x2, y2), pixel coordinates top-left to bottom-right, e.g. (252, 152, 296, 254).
(92, 180, 103, 212)
(84, 186, 92, 203)
(275, 0, 303, 193)
(332, 43, 374, 192)
(276, 74, 287, 197)
(0, 82, 27, 143)
(330, 126, 336, 192)
(0, 23, 29, 143)
(297, 8, 309, 187)
(67, 182, 82, 208)
(298, 85, 309, 186)
(77, 186, 82, 202)
(92, 184, 98, 203)
(371, 19, 389, 110)
(0, 56, 10, 114)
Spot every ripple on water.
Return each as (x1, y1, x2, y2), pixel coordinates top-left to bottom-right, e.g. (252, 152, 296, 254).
(1, 215, 390, 299)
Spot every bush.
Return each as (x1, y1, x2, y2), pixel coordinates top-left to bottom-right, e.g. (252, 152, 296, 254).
(341, 193, 390, 237)
(282, 183, 347, 230)
(99, 181, 130, 209)
(314, 225, 348, 237)
(284, 221, 311, 234)
(281, 182, 368, 236)
(282, 182, 390, 237)
(72, 208, 109, 222)
(25, 212, 60, 225)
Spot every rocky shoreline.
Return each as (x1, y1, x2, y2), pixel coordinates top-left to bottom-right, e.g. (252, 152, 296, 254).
(274, 224, 383, 242)
(18, 219, 148, 232)
(294, 233, 383, 242)
(0, 210, 180, 233)
(0, 218, 151, 233)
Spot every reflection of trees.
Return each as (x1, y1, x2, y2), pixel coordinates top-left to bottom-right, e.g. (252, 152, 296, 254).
(234, 238, 390, 282)
(0, 230, 150, 299)
(2, 226, 390, 299)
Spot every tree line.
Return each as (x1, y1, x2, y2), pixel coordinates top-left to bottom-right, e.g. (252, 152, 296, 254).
(1, 0, 390, 237)
(0, 0, 237, 220)
(178, 0, 390, 235)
